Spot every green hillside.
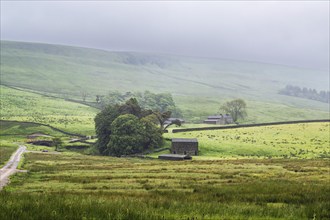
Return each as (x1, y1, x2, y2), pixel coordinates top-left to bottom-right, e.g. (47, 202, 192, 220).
(1, 40, 329, 123)
(0, 86, 97, 135)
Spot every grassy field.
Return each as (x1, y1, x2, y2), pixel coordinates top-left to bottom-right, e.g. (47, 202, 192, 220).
(2, 41, 328, 96)
(164, 122, 330, 159)
(0, 86, 98, 135)
(177, 96, 330, 123)
(1, 40, 329, 219)
(0, 121, 60, 167)
(1, 84, 329, 137)
(0, 120, 66, 137)
(0, 120, 96, 154)
(0, 141, 18, 168)
(1, 120, 329, 219)
(1, 40, 329, 123)
(1, 152, 329, 219)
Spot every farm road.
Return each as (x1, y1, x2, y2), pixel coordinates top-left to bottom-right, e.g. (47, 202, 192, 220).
(0, 145, 26, 190)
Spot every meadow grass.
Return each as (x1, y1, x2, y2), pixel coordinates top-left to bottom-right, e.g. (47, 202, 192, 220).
(0, 141, 18, 168)
(0, 86, 97, 135)
(165, 122, 330, 159)
(0, 120, 65, 137)
(1, 152, 329, 219)
(175, 96, 330, 124)
(1, 84, 329, 140)
(1, 41, 329, 126)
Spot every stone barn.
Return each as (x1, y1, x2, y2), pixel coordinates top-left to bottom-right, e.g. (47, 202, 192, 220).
(203, 114, 234, 125)
(171, 138, 198, 156)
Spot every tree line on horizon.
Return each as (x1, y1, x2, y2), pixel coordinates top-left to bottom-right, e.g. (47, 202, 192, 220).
(279, 85, 329, 103)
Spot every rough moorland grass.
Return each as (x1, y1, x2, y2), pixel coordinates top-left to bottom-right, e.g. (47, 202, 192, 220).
(1, 152, 329, 219)
(0, 142, 17, 167)
(165, 122, 330, 159)
(1, 41, 329, 125)
(2, 41, 329, 100)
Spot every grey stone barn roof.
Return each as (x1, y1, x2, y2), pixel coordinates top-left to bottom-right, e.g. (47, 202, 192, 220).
(158, 154, 192, 160)
(172, 138, 198, 143)
(208, 115, 223, 119)
(204, 119, 219, 122)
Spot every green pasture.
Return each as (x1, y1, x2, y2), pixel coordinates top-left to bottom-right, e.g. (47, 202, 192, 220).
(0, 120, 65, 137)
(1, 40, 329, 124)
(176, 96, 330, 124)
(1, 40, 329, 220)
(1, 152, 329, 219)
(2, 41, 329, 98)
(0, 141, 18, 168)
(0, 86, 97, 135)
(1, 84, 329, 139)
(0, 120, 97, 160)
(165, 122, 330, 159)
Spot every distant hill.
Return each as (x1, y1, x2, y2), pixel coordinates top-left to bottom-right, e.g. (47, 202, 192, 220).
(1, 40, 329, 122)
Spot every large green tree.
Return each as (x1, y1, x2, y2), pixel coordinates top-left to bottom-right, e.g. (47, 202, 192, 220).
(94, 105, 120, 155)
(108, 114, 146, 156)
(140, 116, 163, 150)
(220, 99, 247, 122)
(95, 98, 163, 156)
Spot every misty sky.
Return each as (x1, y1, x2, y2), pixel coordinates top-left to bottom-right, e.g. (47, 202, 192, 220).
(1, 1, 329, 70)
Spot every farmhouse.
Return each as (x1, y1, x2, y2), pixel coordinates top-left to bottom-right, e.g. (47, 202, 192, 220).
(171, 138, 198, 155)
(203, 114, 234, 125)
(158, 154, 192, 160)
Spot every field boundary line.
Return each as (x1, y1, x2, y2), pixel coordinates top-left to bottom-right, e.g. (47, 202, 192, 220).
(172, 119, 330, 133)
(0, 120, 85, 137)
(1, 84, 100, 109)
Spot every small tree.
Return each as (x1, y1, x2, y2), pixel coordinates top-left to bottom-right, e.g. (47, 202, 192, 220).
(220, 99, 247, 122)
(96, 95, 101, 103)
(81, 91, 88, 102)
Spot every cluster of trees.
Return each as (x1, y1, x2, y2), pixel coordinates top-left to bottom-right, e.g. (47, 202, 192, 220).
(94, 98, 179, 156)
(279, 85, 329, 103)
(220, 99, 247, 122)
(96, 91, 182, 118)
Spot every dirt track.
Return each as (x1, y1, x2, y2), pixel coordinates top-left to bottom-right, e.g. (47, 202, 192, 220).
(0, 145, 26, 190)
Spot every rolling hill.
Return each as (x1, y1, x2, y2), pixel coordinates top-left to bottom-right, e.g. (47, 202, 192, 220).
(1, 40, 329, 123)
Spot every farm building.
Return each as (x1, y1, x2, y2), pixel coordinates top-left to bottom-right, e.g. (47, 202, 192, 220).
(164, 118, 185, 125)
(171, 138, 198, 155)
(203, 114, 234, 125)
(158, 154, 192, 160)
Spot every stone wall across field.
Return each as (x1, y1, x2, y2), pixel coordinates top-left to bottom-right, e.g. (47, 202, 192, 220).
(172, 119, 330, 133)
(0, 120, 85, 137)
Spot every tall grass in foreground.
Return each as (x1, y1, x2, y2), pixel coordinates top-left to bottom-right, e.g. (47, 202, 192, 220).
(1, 152, 329, 219)
(1, 182, 329, 220)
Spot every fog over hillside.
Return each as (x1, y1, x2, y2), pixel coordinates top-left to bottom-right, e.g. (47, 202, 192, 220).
(1, 1, 329, 122)
(1, 1, 329, 70)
